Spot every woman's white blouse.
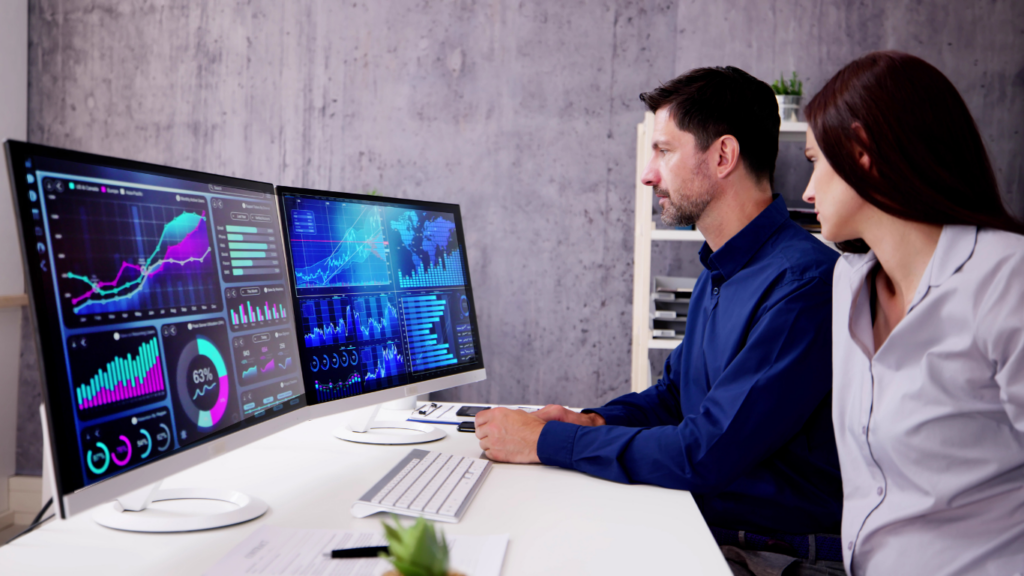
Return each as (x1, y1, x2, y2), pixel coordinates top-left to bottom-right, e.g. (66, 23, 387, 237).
(832, 225, 1024, 576)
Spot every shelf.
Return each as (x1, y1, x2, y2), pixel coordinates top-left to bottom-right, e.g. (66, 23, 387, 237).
(0, 294, 28, 309)
(650, 224, 832, 247)
(648, 338, 683, 350)
(651, 229, 704, 241)
(780, 121, 808, 142)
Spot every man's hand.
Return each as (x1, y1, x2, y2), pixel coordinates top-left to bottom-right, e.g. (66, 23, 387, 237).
(532, 404, 606, 427)
(475, 408, 545, 463)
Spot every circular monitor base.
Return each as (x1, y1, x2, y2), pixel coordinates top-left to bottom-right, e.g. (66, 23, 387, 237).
(334, 421, 446, 445)
(94, 488, 267, 532)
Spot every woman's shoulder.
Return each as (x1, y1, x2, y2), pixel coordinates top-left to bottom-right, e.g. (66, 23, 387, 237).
(975, 227, 1024, 255)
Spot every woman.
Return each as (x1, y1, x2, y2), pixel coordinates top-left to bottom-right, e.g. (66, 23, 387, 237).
(802, 51, 1024, 576)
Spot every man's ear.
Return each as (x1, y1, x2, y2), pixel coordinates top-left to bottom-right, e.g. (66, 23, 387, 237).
(713, 135, 742, 180)
(851, 123, 872, 173)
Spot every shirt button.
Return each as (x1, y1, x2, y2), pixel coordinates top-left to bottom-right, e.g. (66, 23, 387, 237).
(877, 486, 884, 496)
(712, 287, 719, 295)
(861, 426, 867, 435)
(848, 542, 853, 551)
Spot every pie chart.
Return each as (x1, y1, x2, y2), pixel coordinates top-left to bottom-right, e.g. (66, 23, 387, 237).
(174, 335, 230, 429)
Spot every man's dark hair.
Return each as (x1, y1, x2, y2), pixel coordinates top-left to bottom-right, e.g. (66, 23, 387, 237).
(640, 67, 780, 187)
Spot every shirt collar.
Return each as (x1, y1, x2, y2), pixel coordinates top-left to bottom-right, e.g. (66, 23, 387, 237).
(699, 195, 790, 279)
(839, 224, 978, 352)
(922, 225, 977, 288)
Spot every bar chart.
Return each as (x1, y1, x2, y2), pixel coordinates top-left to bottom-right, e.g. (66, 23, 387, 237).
(225, 284, 291, 330)
(221, 224, 282, 276)
(400, 294, 459, 372)
(69, 327, 167, 420)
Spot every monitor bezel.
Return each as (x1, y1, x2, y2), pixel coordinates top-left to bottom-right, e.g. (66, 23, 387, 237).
(275, 185, 487, 417)
(4, 140, 308, 517)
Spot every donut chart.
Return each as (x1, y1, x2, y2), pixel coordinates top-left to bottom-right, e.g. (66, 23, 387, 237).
(87, 442, 110, 475)
(175, 335, 231, 429)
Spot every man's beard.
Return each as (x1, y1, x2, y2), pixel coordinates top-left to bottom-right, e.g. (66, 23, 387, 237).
(657, 161, 717, 227)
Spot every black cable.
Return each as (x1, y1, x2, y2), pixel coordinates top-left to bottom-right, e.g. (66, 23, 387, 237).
(5, 498, 54, 545)
(30, 497, 52, 526)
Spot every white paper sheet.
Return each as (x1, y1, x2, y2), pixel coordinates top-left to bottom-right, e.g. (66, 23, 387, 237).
(205, 525, 509, 576)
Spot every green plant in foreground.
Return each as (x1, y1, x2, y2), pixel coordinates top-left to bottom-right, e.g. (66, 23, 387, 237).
(772, 71, 803, 96)
(380, 515, 452, 576)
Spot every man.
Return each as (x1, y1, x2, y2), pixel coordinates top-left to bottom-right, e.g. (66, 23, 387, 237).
(475, 67, 844, 576)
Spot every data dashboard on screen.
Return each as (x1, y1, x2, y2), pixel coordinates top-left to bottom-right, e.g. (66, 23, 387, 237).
(278, 188, 484, 405)
(6, 143, 305, 494)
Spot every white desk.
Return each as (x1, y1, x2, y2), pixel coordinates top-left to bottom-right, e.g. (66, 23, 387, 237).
(0, 407, 730, 575)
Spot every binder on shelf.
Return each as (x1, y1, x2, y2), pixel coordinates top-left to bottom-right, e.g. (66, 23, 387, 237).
(654, 275, 697, 295)
(651, 276, 696, 340)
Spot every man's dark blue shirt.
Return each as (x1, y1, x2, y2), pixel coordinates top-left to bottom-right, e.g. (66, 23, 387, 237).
(536, 195, 842, 535)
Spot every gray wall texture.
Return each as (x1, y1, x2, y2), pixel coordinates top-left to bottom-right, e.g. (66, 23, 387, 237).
(15, 0, 1024, 474)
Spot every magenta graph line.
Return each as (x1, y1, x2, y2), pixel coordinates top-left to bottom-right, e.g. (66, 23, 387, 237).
(69, 210, 212, 312)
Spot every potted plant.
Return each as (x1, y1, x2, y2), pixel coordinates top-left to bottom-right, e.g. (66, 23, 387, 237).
(772, 71, 803, 122)
(380, 516, 465, 576)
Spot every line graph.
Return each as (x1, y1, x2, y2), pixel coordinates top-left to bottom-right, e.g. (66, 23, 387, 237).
(300, 294, 400, 348)
(192, 382, 217, 401)
(287, 200, 393, 292)
(51, 192, 221, 326)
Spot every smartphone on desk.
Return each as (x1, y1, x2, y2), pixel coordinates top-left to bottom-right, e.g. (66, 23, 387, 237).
(455, 405, 489, 418)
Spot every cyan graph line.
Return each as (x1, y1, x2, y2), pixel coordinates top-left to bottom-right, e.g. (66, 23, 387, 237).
(192, 382, 218, 400)
(293, 205, 389, 288)
(69, 211, 212, 313)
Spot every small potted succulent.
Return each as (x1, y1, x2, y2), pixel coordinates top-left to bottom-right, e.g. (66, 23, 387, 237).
(772, 71, 803, 122)
(380, 516, 465, 576)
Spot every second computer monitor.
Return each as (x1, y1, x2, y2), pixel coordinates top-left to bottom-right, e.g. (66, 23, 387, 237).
(277, 187, 485, 416)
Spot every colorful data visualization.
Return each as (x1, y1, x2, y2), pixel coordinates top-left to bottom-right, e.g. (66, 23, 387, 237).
(288, 201, 393, 293)
(388, 209, 466, 289)
(49, 190, 222, 327)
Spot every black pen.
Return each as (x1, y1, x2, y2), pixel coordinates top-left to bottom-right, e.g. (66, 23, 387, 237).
(330, 545, 389, 559)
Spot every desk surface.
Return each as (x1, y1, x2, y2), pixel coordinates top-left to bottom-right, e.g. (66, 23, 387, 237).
(0, 407, 730, 575)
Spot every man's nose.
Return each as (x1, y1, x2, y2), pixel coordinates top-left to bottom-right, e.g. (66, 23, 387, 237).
(801, 186, 815, 204)
(641, 158, 658, 188)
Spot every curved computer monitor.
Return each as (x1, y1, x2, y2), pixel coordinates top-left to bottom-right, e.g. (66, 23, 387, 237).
(276, 186, 486, 431)
(4, 141, 307, 524)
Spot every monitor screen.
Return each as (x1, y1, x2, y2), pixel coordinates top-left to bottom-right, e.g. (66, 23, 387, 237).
(277, 187, 484, 404)
(4, 142, 306, 499)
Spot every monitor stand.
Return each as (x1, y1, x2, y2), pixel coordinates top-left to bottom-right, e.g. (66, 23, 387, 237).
(334, 403, 446, 445)
(39, 405, 266, 533)
(93, 481, 267, 533)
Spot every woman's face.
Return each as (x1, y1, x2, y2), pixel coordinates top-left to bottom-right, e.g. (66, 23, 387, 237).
(801, 129, 871, 243)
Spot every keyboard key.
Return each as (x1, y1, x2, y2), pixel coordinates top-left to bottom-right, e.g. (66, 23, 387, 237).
(425, 457, 472, 514)
(355, 450, 491, 523)
(381, 452, 439, 507)
(410, 454, 457, 511)
(371, 458, 420, 504)
(397, 453, 450, 509)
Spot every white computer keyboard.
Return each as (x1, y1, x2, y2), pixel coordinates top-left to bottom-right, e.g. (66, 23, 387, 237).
(350, 449, 492, 523)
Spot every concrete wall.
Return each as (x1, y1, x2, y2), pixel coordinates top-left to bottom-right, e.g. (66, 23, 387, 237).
(1, 0, 28, 512)
(15, 0, 1024, 474)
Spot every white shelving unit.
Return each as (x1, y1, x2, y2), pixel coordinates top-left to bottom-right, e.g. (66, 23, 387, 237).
(629, 113, 812, 392)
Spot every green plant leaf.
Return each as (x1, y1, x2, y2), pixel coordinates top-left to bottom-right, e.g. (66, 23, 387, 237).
(381, 516, 450, 576)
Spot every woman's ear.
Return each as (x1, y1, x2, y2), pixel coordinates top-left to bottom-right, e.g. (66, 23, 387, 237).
(851, 123, 872, 173)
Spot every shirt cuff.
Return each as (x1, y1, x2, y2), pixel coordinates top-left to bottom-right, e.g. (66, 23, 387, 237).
(537, 420, 579, 469)
(585, 406, 632, 426)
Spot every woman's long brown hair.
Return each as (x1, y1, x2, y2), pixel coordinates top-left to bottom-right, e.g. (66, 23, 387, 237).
(805, 51, 1023, 253)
